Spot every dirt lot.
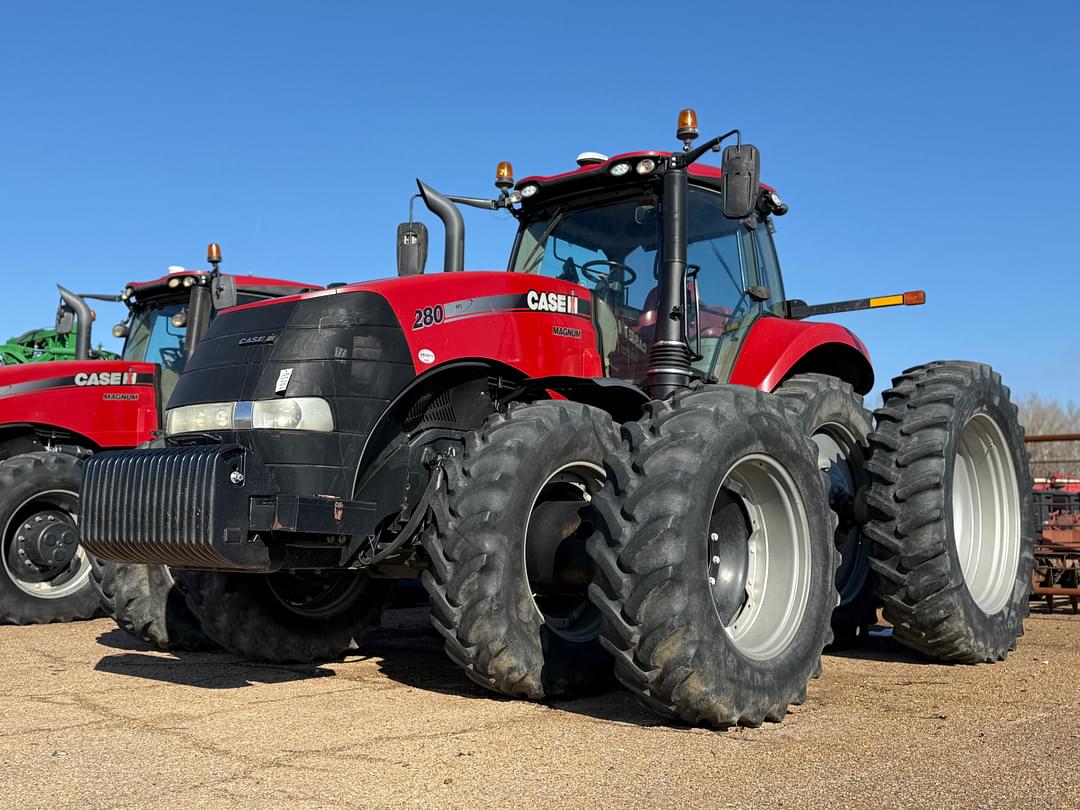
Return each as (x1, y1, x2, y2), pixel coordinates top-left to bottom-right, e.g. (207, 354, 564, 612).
(1, 608, 1078, 810)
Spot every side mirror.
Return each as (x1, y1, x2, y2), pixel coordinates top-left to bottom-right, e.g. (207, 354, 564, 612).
(721, 144, 760, 220)
(211, 274, 237, 310)
(55, 306, 74, 335)
(112, 322, 130, 339)
(397, 220, 429, 277)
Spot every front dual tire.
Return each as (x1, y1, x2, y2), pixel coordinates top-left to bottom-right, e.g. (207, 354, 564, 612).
(588, 385, 837, 727)
(422, 401, 620, 699)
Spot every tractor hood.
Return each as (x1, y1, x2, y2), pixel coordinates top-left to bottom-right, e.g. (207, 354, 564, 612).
(168, 272, 604, 496)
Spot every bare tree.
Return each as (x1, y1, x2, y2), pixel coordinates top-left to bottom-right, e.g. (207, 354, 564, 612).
(1018, 394, 1080, 479)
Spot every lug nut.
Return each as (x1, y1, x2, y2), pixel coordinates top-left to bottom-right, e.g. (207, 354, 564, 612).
(230, 470, 245, 485)
(710, 532, 718, 542)
(712, 555, 720, 565)
(708, 577, 716, 586)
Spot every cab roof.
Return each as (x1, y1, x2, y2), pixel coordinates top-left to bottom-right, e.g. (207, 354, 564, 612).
(515, 150, 773, 206)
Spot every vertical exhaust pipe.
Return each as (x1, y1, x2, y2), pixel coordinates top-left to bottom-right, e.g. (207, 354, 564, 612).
(57, 285, 92, 361)
(416, 179, 464, 273)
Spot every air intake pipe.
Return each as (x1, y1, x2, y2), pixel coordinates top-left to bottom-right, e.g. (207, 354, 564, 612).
(416, 179, 464, 273)
(57, 285, 92, 361)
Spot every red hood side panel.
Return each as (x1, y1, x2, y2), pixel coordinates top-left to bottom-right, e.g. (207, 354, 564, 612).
(0, 361, 160, 448)
(353, 272, 605, 379)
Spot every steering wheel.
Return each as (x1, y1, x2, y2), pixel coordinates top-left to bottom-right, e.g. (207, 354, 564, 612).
(580, 260, 638, 286)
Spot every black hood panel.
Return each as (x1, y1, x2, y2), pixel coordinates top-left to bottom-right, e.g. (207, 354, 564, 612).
(169, 291, 415, 496)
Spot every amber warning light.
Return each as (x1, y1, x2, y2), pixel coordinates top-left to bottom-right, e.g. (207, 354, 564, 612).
(495, 161, 514, 191)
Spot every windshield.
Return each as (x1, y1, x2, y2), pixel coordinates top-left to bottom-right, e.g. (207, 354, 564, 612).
(122, 302, 187, 403)
(512, 186, 772, 383)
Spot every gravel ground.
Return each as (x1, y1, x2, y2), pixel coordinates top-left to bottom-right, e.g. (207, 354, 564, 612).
(1, 607, 1078, 809)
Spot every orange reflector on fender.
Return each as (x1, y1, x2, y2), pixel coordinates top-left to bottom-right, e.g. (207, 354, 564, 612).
(869, 294, 904, 308)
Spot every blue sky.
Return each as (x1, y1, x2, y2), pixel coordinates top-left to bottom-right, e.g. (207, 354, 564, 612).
(1, 2, 1077, 403)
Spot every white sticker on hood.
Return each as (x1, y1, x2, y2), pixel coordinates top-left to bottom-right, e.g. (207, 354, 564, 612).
(417, 349, 435, 364)
(275, 368, 294, 393)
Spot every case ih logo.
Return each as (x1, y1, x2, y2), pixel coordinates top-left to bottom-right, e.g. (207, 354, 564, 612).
(526, 290, 580, 314)
(238, 334, 278, 346)
(74, 371, 139, 386)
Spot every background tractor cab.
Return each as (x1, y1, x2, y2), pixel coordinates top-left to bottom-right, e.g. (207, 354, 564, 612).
(0, 245, 320, 626)
(109, 244, 315, 403)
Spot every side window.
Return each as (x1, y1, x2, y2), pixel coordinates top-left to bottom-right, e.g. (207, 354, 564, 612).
(752, 226, 786, 315)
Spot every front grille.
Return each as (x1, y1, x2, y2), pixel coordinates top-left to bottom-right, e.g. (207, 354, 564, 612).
(81, 444, 275, 570)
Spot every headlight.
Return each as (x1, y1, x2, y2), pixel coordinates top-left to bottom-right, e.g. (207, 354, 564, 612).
(252, 398, 333, 431)
(166, 398, 334, 435)
(609, 162, 630, 177)
(165, 402, 235, 435)
(635, 158, 656, 175)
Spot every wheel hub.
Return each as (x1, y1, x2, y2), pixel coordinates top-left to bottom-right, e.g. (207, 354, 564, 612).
(707, 489, 751, 624)
(15, 510, 79, 577)
(707, 455, 813, 661)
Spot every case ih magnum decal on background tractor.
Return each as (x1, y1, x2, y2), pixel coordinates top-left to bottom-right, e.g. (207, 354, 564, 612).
(0, 247, 318, 625)
(81, 111, 1033, 727)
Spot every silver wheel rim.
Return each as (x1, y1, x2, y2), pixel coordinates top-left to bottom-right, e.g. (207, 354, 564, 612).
(813, 424, 867, 604)
(710, 454, 813, 661)
(1, 488, 90, 599)
(951, 411, 1021, 615)
(523, 461, 606, 643)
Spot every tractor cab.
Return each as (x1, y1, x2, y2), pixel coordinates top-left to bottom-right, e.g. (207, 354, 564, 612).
(112, 246, 318, 402)
(506, 160, 787, 384)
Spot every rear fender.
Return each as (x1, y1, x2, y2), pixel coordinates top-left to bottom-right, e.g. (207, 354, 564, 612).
(728, 317, 874, 394)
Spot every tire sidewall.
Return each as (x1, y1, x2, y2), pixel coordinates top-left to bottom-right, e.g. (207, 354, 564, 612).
(941, 374, 1034, 647)
(461, 404, 615, 684)
(0, 453, 95, 623)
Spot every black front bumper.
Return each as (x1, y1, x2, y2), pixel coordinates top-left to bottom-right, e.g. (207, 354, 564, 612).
(80, 444, 377, 572)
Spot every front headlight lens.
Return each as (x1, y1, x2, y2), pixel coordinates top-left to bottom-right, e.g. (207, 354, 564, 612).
(166, 402, 235, 435)
(166, 398, 334, 435)
(254, 398, 333, 431)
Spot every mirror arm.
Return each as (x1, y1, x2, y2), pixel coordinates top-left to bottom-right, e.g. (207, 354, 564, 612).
(684, 129, 741, 166)
(447, 195, 500, 211)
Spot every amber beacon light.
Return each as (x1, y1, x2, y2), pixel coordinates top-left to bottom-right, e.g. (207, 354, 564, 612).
(495, 161, 514, 191)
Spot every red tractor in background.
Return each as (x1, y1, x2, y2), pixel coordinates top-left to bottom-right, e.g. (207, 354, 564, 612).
(0, 250, 319, 624)
(81, 110, 1034, 728)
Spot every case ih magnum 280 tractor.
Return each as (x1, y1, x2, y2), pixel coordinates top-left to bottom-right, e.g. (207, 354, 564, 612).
(81, 111, 1033, 727)
(0, 251, 317, 624)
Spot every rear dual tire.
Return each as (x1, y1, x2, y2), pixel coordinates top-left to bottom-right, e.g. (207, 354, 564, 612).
(774, 374, 877, 647)
(865, 361, 1034, 662)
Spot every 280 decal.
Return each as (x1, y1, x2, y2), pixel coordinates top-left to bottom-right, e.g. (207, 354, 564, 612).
(412, 305, 444, 330)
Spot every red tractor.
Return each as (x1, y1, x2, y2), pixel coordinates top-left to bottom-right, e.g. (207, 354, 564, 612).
(0, 249, 318, 624)
(81, 111, 1033, 727)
